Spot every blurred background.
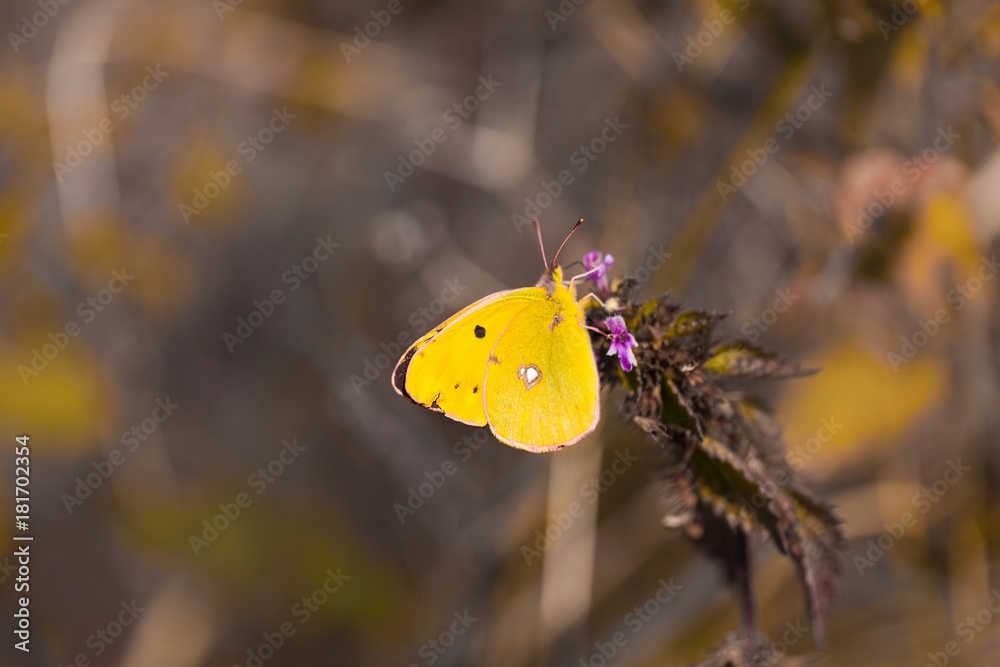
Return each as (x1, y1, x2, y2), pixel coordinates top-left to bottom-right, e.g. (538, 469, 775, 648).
(1, 0, 1000, 665)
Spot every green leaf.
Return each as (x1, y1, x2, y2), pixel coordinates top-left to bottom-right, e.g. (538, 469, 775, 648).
(663, 309, 726, 340)
(704, 342, 817, 379)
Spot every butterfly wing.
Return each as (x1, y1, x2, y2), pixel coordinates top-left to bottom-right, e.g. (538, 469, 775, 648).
(483, 284, 599, 452)
(393, 288, 545, 426)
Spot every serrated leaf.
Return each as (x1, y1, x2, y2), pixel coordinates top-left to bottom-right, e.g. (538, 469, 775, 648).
(609, 288, 843, 652)
(690, 437, 786, 543)
(634, 416, 698, 529)
(786, 486, 844, 647)
(629, 292, 665, 322)
(663, 309, 726, 340)
(736, 401, 794, 472)
(704, 342, 817, 379)
(689, 437, 843, 645)
(661, 376, 701, 433)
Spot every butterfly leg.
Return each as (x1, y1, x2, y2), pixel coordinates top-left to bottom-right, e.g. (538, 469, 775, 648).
(577, 291, 608, 311)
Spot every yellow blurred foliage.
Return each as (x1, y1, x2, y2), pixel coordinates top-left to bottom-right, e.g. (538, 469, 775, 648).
(288, 45, 345, 122)
(973, 14, 1000, 58)
(170, 135, 245, 232)
(66, 217, 196, 320)
(778, 338, 944, 472)
(0, 193, 31, 271)
(895, 192, 984, 313)
(123, 499, 404, 630)
(112, 7, 202, 69)
(0, 342, 111, 456)
(892, 28, 929, 90)
(0, 68, 46, 138)
(923, 194, 981, 270)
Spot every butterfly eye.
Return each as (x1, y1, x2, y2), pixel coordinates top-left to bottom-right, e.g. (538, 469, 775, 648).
(517, 364, 542, 390)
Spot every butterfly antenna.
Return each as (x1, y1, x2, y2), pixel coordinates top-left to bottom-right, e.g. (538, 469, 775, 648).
(551, 218, 584, 269)
(533, 219, 548, 269)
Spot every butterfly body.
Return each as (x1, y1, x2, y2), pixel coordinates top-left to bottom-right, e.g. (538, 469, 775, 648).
(392, 265, 600, 452)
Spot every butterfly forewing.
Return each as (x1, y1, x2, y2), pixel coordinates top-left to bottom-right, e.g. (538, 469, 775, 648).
(393, 289, 543, 426)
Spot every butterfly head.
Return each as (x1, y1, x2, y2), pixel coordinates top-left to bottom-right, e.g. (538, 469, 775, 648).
(537, 263, 565, 295)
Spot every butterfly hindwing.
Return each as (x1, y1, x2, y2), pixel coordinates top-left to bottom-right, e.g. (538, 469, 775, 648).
(483, 282, 599, 451)
(393, 288, 545, 426)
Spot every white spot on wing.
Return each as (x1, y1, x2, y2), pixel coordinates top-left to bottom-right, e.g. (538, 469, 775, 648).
(517, 364, 542, 390)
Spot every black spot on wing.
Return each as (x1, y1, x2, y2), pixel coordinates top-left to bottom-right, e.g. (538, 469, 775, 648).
(472, 385, 479, 394)
(474, 325, 486, 338)
(429, 392, 443, 412)
(454, 382, 460, 389)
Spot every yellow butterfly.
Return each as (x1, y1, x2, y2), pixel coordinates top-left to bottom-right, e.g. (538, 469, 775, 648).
(392, 221, 602, 452)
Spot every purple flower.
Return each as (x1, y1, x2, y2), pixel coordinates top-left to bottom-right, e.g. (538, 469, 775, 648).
(582, 250, 614, 295)
(605, 315, 638, 372)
